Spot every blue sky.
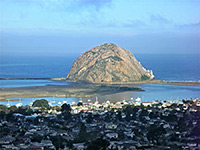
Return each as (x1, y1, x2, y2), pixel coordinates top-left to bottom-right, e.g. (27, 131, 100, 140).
(0, 0, 200, 56)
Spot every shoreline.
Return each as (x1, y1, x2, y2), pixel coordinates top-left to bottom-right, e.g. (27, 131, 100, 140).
(0, 78, 200, 86)
(0, 83, 143, 101)
(0, 78, 199, 101)
(106, 80, 200, 86)
(0, 78, 64, 81)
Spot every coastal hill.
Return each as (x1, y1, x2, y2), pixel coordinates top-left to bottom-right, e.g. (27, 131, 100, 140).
(67, 43, 154, 83)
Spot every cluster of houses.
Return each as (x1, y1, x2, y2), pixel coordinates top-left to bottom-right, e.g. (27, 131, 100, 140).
(0, 98, 200, 150)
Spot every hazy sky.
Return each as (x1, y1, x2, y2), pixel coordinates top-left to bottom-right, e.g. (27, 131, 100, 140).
(0, 0, 200, 56)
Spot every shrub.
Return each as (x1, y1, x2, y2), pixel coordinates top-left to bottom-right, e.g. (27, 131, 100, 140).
(107, 56, 123, 61)
(32, 99, 49, 108)
(141, 75, 150, 81)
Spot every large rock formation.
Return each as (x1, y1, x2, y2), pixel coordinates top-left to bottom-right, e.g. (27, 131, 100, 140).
(67, 43, 154, 83)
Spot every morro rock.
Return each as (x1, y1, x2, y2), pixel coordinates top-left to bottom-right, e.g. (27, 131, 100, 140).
(67, 43, 154, 83)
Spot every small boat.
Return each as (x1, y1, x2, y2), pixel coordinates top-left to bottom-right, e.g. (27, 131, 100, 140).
(88, 99, 91, 103)
(79, 97, 83, 103)
(16, 103, 22, 107)
(136, 97, 141, 102)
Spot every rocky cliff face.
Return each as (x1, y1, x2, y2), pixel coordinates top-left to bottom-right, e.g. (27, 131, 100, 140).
(67, 43, 154, 83)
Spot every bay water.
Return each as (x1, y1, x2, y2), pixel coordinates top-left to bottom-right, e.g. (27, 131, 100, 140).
(0, 54, 199, 105)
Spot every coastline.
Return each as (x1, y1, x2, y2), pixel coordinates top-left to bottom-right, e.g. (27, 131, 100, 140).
(104, 80, 200, 86)
(1, 78, 200, 86)
(0, 82, 143, 101)
(0, 78, 199, 101)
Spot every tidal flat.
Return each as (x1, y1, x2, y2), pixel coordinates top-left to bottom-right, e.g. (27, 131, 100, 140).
(0, 79, 199, 101)
(0, 82, 143, 100)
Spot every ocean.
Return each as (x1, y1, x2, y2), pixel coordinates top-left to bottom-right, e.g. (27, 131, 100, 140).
(0, 54, 200, 105)
(0, 54, 199, 81)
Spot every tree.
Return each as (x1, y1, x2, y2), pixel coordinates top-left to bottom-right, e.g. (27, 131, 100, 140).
(31, 135, 43, 143)
(32, 99, 49, 108)
(50, 135, 65, 149)
(170, 103, 178, 110)
(190, 125, 200, 136)
(141, 75, 150, 81)
(17, 107, 28, 115)
(77, 102, 83, 106)
(78, 123, 87, 142)
(61, 103, 71, 113)
(182, 99, 194, 105)
(0, 111, 6, 121)
(147, 125, 166, 144)
(9, 106, 18, 112)
(123, 105, 134, 121)
(0, 105, 8, 113)
(86, 113, 93, 123)
(149, 112, 156, 119)
(105, 114, 112, 122)
(6, 112, 15, 122)
(138, 109, 149, 122)
(166, 113, 177, 123)
(61, 103, 71, 120)
(87, 138, 110, 150)
(116, 111, 122, 121)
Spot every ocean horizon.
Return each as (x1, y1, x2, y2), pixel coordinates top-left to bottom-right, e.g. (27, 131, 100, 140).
(1, 53, 200, 81)
(0, 53, 199, 105)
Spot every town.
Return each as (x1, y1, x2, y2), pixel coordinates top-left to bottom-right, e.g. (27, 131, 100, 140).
(0, 98, 200, 150)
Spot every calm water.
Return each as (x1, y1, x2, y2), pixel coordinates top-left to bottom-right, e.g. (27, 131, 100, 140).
(0, 55, 75, 78)
(135, 54, 200, 81)
(1, 84, 199, 106)
(0, 80, 70, 88)
(0, 54, 199, 81)
(0, 54, 199, 105)
(2, 97, 80, 107)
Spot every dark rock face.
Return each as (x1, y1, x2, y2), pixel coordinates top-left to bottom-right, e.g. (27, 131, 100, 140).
(67, 43, 154, 83)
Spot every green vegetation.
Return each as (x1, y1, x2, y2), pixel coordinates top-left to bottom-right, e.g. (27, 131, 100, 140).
(77, 123, 87, 142)
(0, 97, 199, 149)
(0, 104, 8, 112)
(87, 138, 110, 150)
(61, 103, 72, 120)
(0, 105, 34, 119)
(32, 99, 49, 108)
(61, 103, 71, 113)
(107, 56, 123, 61)
(182, 99, 194, 104)
(141, 75, 150, 81)
(9, 105, 18, 112)
(77, 102, 83, 106)
(112, 74, 121, 82)
(90, 51, 96, 55)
